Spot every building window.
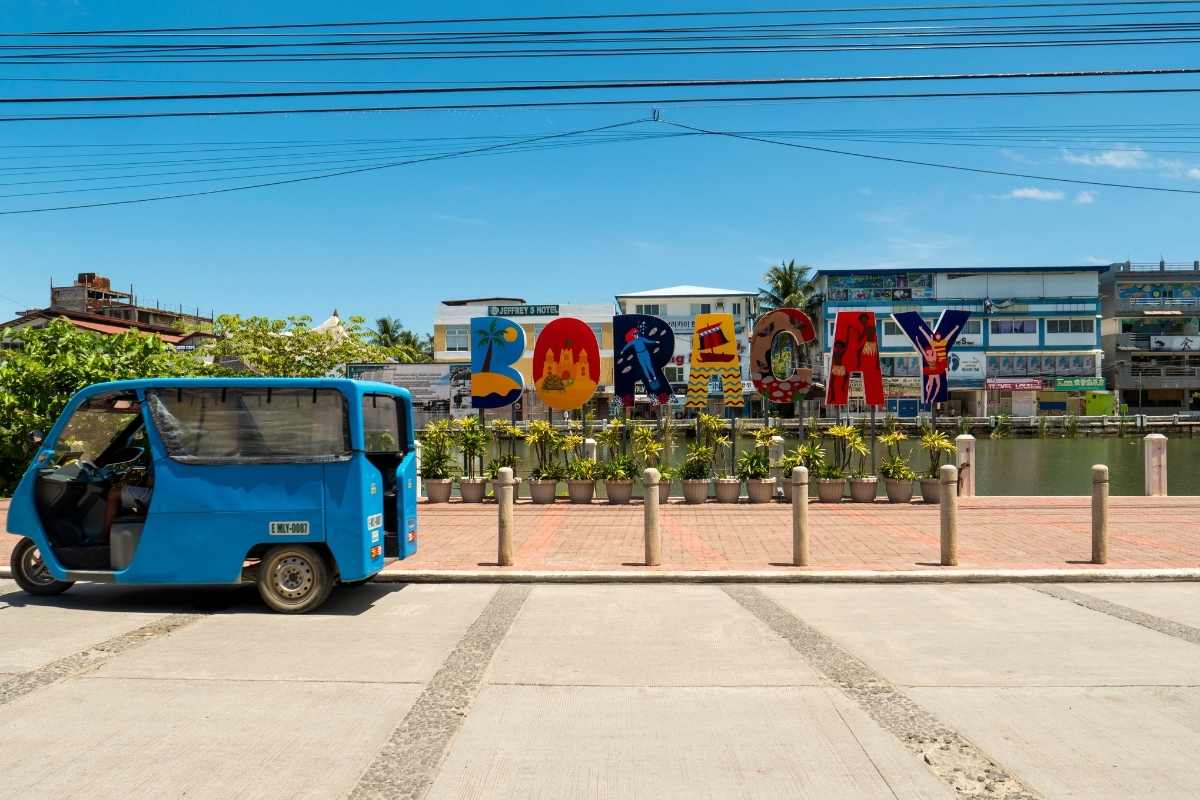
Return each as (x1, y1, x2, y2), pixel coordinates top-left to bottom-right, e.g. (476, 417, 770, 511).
(963, 319, 982, 335)
(990, 319, 1038, 335)
(445, 326, 469, 352)
(1046, 319, 1095, 334)
(664, 365, 684, 383)
(690, 303, 712, 316)
(635, 303, 661, 316)
(590, 324, 604, 345)
(883, 321, 902, 336)
(732, 302, 742, 316)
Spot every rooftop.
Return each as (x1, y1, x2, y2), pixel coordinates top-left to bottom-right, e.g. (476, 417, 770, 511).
(615, 284, 757, 298)
(813, 264, 1112, 277)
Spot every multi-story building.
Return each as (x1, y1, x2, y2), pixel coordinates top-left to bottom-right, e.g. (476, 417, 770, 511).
(812, 265, 1110, 417)
(1101, 260, 1200, 413)
(614, 284, 758, 414)
(432, 297, 615, 418)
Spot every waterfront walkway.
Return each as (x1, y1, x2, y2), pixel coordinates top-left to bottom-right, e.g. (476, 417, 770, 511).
(5, 496, 1198, 575)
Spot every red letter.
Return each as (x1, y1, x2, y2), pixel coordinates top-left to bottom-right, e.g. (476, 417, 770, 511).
(825, 311, 884, 406)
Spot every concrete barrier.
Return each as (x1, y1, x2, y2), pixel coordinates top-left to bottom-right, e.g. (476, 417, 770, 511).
(643, 468, 661, 567)
(955, 434, 976, 498)
(496, 467, 515, 567)
(792, 467, 810, 567)
(1144, 434, 1167, 496)
(940, 464, 958, 567)
(1092, 464, 1109, 565)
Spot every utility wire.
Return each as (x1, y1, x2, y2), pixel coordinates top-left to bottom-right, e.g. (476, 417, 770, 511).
(3, 67, 1200, 104)
(0, 116, 652, 214)
(662, 118, 1200, 195)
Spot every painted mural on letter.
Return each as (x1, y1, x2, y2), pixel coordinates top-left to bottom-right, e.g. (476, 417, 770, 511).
(613, 314, 675, 407)
(825, 310, 883, 406)
(749, 308, 817, 405)
(686, 312, 743, 409)
(890, 309, 972, 408)
(533, 317, 600, 411)
(470, 317, 525, 409)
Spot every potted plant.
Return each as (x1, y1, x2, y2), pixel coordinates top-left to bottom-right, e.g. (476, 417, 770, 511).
(453, 416, 489, 502)
(919, 427, 955, 504)
(631, 423, 671, 502)
(846, 429, 877, 503)
(778, 440, 825, 502)
(485, 420, 523, 499)
(879, 430, 916, 503)
(601, 454, 637, 504)
(524, 420, 562, 504)
(657, 465, 679, 504)
(736, 449, 774, 503)
(418, 419, 456, 503)
(680, 444, 713, 504)
(695, 413, 738, 503)
(818, 424, 862, 503)
(565, 457, 599, 503)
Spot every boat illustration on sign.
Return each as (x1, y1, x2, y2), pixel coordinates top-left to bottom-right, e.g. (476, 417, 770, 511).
(695, 322, 737, 362)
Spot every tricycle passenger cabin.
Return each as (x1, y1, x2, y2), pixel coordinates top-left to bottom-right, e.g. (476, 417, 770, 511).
(6, 378, 418, 613)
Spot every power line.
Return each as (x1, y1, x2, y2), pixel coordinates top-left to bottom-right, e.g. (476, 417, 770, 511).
(0, 116, 653, 214)
(7, 85, 1200, 123)
(662, 118, 1200, 195)
(4, 67, 1200, 105)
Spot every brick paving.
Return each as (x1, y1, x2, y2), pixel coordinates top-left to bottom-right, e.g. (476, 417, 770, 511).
(4, 495, 1199, 574)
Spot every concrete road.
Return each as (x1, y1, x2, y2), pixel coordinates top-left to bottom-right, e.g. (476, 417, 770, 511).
(2, 580, 1200, 799)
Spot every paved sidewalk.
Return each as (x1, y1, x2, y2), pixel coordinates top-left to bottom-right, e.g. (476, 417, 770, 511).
(5, 495, 1199, 575)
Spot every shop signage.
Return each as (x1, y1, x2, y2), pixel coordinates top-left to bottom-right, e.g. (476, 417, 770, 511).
(1054, 377, 1106, 391)
(851, 376, 920, 398)
(487, 304, 559, 317)
(1150, 335, 1197, 352)
(947, 351, 986, 385)
(985, 377, 1044, 391)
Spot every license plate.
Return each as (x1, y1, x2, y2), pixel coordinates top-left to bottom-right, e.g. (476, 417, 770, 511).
(269, 521, 310, 536)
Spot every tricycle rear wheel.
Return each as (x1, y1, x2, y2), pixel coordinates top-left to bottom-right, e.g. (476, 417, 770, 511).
(11, 537, 75, 596)
(257, 545, 332, 614)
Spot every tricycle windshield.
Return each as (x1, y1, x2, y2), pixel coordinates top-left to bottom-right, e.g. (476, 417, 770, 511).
(146, 387, 351, 464)
(52, 393, 141, 465)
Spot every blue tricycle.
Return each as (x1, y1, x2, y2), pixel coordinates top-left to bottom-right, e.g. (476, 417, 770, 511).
(6, 378, 418, 613)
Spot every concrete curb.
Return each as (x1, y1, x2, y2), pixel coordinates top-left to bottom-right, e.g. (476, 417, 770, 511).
(372, 568, 1200, 584)
(3, 566, 1198, 585)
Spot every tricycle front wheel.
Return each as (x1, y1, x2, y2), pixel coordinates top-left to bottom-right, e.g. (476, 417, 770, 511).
(11, 537, 74, 596)
(257, 545, 332, 614)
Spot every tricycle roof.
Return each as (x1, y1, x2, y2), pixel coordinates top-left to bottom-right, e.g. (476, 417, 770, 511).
(74, 377, 411, 403)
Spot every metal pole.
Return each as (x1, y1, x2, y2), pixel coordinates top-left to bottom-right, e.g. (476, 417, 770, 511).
(497, 466, 514, 567)
(643, 468, 661, 566)
(1091, 464, 1109, 564)
(939, 464, 958, 566)
(792, 466, 810, 566)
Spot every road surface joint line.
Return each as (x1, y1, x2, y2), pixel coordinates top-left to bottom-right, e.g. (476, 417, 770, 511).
(348, 584, 531, 800)
(722, 585, 1043, 800)
(1029, 584, 1200, 646)
(0, 611, 205, 707)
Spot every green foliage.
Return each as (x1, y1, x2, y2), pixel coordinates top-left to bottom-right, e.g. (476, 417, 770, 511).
(565, 458, 600, 481)
(484, 454, 519, 479)
(595, 418, 626, 460)
(523, 420, 562, 477)
(630, 424, 663, 468)
(781, 440, 826, 475)
(204, 313, 392, 377)
(601, 453, 638, 481)
(418, 419, 456, 480)
(1064, 414, 1079, 439)
(680, 444, 713, 480)
(920, 427, 955, 478)
(825, 424, 868, 477)
(990, 414, 1011, 439)
(1037, 415, 1049, 439)
(878, 430, 914, 480)
(370, 317, 432, 363)
(735, 449, 771, 480)
(453, 416, 488, 479)
(758, 259, 818, 316)
(530, 460, 566, 482)
(0, 320, 210, 493)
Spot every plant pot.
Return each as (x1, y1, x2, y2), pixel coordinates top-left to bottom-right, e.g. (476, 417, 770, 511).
(567, 479, 596, 504)
(746, 477, 777, 504)
(849, 477, 879, 503)
(604, 479, 634, 505)
(529, 478, 558, 505)
(817, 478, 847, 503)
(682, 479, 710, 504)
(884, 478, 915, 504)
(458, 478, 488, 503)
(715, 478, 741, 503)
(658, 479, 672, 504)
(919, 477, 942, 504)
(424, 478, 453, 503)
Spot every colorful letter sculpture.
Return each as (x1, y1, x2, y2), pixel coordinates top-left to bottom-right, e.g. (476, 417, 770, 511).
(890, 309, 972, 408)
(470, 317, 526, 409)
(613, 314, 675, 407)
(749, 308, 817, 405)
(533, 317, 600, 411)
(825, 310, 884, 406)
(686, 312, 743, 409)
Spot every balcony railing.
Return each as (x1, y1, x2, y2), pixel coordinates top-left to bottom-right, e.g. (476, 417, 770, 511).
(1115, 364, 1200, 379)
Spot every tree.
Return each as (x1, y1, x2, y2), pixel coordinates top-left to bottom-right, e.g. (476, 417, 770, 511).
(758, 259, 818, 316)
(0, 319, 209, 493)
(203, 314, 394, 377)
(371, 317, 405, 349)
(476, 319, 505, 373)
(372, 318, 433, 364)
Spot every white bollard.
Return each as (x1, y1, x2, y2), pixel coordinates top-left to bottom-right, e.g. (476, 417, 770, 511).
(955, 434, 976, 498)
(496, 467, 515, 567)
(770, 435, 786, 492)
(939, 464, 958, 566)
(643, 468, 661, 566)
(791, 466, 809, 566)
(1092, 465, 1109, 565)
(584, 438, 598, 461)
(1143, 433, 1168, 497)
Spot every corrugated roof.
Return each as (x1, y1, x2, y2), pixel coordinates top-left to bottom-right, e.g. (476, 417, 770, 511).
(615, 284, 756, 298)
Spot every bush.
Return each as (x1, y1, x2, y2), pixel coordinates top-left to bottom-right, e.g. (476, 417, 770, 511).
(735, 449, 770, 481)
(418, 419, 456, 480)
(565, 458, 600, 481)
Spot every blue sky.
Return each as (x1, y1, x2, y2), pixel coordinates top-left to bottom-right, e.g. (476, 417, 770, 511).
(4, 0, 1200, 333)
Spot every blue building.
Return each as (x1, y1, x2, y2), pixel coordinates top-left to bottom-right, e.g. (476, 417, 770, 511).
(812, 265, 1108, 417)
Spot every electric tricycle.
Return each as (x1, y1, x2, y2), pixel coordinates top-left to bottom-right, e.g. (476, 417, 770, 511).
(6, 378, 418, 613)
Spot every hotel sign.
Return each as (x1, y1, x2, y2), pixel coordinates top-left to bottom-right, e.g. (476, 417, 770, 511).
(487, 304, 559, 317)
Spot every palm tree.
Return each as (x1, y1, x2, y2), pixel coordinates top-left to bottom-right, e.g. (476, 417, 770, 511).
(758, 259, 818, 316)
(371, 317, 404, 348)
(476, 320, 505, 373)
(372, 318, 433, 363)
(394, 329, 433, 362)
